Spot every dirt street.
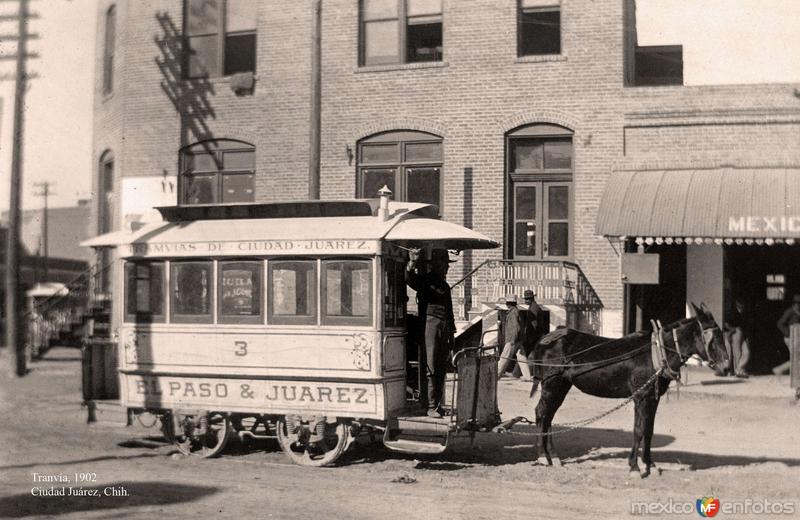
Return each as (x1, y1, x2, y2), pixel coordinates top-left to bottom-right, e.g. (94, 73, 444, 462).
(1, 347, 798, 519)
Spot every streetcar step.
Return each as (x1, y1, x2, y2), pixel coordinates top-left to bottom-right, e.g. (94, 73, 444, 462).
(393, 415, 451, 434)
(382, 437, 447, 454)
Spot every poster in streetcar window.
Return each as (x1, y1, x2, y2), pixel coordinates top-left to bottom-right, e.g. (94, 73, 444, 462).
(220, 262, 260, 316)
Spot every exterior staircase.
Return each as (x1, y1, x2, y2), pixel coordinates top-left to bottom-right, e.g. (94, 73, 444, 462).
(25, 262, 112, 359)
(452, 260, 604, 339)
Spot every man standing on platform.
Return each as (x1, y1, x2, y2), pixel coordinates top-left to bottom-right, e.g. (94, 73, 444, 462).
(406, 248, 456, 418)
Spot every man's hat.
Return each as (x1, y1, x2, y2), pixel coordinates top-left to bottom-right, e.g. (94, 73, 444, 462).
(505, 294, 517, 304)
(793, 294, 800, 304)
(431, 249, 457, 264)
(523, 289, 536, 299)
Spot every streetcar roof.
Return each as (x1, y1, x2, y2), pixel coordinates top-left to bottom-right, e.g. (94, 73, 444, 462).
(81, 200, 498, 257)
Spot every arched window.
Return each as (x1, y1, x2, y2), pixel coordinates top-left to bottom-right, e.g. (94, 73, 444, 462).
(506, 123, 573, 259)
(98, 151, 114, 233)
(179, 139, 255, 205)
(97, 150, 115, 298)
(357, 130, 442, 208)
(103, 5, 116, 94)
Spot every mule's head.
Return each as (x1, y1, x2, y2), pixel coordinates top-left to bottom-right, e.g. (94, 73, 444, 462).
(690, 302, 729, 370)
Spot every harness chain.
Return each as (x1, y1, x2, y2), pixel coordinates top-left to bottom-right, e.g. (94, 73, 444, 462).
(489, 319, 714, 436)
(494, 368, 665, 437)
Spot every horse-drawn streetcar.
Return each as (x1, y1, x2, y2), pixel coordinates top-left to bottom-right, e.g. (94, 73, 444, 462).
(85, 190, 728, 471)
(90, 191, 503, 466)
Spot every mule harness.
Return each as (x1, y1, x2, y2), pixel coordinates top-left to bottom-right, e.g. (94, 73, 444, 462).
(494, 319, 716, 437)
(494, 368, 665, 437)
(649, 318, 714, 384)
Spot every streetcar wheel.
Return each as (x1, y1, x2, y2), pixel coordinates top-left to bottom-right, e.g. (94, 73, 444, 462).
(166, 413, 231, 458)
(275, 416, 350, 467)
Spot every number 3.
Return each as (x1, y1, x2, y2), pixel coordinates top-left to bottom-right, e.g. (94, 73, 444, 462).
(234, 341, 248, 356)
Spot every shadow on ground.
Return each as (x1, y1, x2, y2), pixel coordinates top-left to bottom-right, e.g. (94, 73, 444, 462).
(574, 449, 800, 470)
(338, 425, 800, 472)
(110, 425, 800, 474)
(29, 356, 83, 363)
(329, 426, 674, 468)
(0, 481, 218, 518)
(0, 453, 164, 472)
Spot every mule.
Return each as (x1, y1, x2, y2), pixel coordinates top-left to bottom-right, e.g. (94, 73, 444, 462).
(528, 303, 728, 477)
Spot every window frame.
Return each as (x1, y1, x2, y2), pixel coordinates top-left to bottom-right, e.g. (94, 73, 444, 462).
(103, 5, 116, 95)
(766, 273, 786, 301)
(321, 258, 374, 327)
(517, 0, 562, 57)
(268, 259, 318, 326)
(98, 151, 114, 234)
(357, 131, 443, 210)
(506, 124, 573, 260)
(183, 0, 257, 79)
(359, 0, 443, 67)
(382, 255, 407, 328)
(124, 261, 167, 324)
(169, 260, 215, 324)
(217, 260, 264, 324)
(179, 139, 256, 205)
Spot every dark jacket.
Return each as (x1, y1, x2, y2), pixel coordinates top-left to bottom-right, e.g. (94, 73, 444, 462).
(523, 302, 544, 345)
(777, 307, 800, 338)
(725, 306, 753, 338)
(406, 270, 455, 331)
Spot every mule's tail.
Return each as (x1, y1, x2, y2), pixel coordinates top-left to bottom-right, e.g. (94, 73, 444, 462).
(528, 352, 543, 399)
(529, 378, 540, 399)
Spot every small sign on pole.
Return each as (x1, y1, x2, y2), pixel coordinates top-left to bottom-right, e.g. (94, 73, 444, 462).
(621, 253, 660, 285)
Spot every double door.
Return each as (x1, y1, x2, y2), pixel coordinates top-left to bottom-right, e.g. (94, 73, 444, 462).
(511, 181, 570, 259)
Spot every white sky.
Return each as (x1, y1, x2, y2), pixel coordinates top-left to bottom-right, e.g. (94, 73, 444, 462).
(0, 0, 96, 213)
(636, 0, 800, 85)
(0, 1, 798, 213)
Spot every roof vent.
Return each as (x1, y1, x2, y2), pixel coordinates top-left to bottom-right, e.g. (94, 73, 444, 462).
(377, 185, 392, 221)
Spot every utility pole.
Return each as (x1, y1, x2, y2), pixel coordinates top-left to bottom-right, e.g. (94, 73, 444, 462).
(3, 0, 38, 376)
(33, 181, 53, 281)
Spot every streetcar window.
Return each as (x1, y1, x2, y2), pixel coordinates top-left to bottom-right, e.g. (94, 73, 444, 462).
(218, 261, 263, 324)
(170, 261, 213, 323)
(322, 259, 372, 326)
(124, 262, 165, 323)
(268, 260, 317, 325)
(383, 257, 406, 328)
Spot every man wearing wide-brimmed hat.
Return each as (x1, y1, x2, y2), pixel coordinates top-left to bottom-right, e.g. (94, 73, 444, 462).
(406, 248, 457, 418)
(522, 289, 545, 354)
(498, 293, 531, 379)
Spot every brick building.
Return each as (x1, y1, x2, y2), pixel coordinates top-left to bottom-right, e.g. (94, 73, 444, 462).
(91, 0, 800, 368)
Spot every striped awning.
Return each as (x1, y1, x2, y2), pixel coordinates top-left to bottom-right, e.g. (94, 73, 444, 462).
(596, 167, 800, 245)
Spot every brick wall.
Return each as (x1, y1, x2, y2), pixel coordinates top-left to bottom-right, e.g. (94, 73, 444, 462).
(319, 0, 627, 309)
(92, 0, 800, 322)
(95, 0, 314, 210)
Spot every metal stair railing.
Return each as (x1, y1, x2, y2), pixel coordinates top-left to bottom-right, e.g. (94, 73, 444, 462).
(451, 259, 603, 332)
(26, 260, 113, 357)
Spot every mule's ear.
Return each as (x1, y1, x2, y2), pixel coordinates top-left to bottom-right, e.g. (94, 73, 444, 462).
(700, 302, 714, 318)
(690, 302, 702, 317)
